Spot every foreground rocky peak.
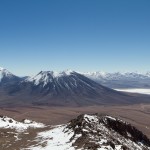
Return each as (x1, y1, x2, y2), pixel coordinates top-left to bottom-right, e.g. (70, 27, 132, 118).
(28, 114, 150, 150)
(1, 114, 149, 150)
(67, 114, 150, 150)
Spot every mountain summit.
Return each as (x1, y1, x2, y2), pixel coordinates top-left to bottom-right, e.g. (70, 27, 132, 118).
(0, 67, 13, 81)
(27, 114, 150, 150)
(25, 70, 74, 87)
(0, 67, 21, 85)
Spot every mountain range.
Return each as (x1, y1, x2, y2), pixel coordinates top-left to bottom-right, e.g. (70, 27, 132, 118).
(83, 71, 150, 88)
(1, 67, 150, 88)
(0, 67, 150, 107)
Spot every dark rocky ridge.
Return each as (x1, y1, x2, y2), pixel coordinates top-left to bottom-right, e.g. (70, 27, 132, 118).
(67, 114, 150, 150)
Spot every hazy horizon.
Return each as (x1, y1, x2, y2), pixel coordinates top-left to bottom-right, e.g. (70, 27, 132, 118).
(1, 65, 150, 77)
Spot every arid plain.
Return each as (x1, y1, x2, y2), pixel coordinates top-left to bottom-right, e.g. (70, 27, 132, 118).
(0, 103, 150, 138)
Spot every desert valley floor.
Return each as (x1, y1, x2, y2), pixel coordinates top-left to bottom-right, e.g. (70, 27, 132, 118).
(1, 104, 150, 138)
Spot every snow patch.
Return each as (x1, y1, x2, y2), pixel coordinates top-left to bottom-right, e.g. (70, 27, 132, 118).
(0, 67, 4, 71)
(26, 125, 76, 150)
(106, 116, 116, 121)
(0, 116, 45, 131)
(115, 88, 150, 95)
(84, 114, 99, 123)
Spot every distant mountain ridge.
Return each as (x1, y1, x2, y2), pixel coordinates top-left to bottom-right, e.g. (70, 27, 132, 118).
(0, 67, 21, 85)
(83, 71, 150, 80)
(83, 71, 150, 88)
(1, 66, 150, 89)
(0, 67, 150, 107)
(0, 67, 15, 81)
(1, 66, 150, 85)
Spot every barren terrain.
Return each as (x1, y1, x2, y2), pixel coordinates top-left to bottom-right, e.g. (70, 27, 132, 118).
(0, 104, 150, 138)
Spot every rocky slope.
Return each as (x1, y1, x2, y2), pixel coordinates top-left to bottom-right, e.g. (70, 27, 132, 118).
(27, 114, 150, 150)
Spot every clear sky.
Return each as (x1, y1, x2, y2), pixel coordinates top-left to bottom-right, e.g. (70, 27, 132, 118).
(0, 0, 150, 76)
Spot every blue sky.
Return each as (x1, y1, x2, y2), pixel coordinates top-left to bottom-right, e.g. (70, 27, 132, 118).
(0, 0, 150, 76)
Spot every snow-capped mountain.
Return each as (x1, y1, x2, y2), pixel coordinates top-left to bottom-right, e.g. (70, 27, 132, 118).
(83, 71, 150, 88)
(5, 70, 144, 106)
(0, 67, 21, 85)
(83, 71, 150, 80)
(0, 69, 150, 106)
(25, 70, 74, 87)
(1, 66, 150, 89)
(146, 72, 150, 77)
(27, 114, 150, 150)
(0, 67, 14, 81)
